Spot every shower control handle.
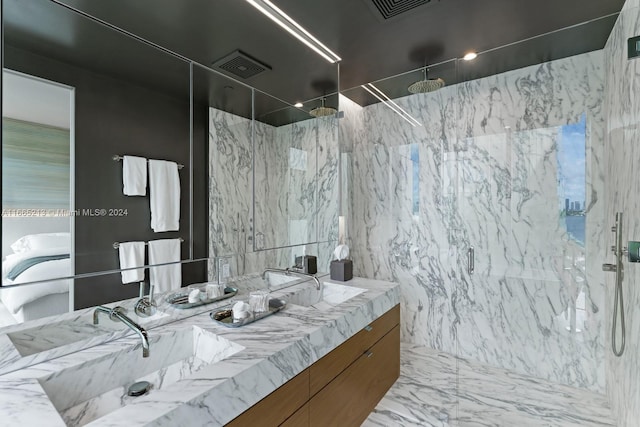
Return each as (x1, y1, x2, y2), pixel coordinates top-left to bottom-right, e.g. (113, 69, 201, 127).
(602, 263, 617, 273)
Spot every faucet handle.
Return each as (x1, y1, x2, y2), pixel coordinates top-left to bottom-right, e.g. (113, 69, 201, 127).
(134, 298, 157, 318)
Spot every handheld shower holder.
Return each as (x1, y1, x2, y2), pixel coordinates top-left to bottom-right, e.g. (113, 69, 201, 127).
(602, 212, 626, 357)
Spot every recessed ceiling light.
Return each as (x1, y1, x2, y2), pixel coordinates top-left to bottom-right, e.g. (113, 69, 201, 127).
(294, 102, 303, 108)
(463, 52, 478, 61)
(244, 0, 341, 63)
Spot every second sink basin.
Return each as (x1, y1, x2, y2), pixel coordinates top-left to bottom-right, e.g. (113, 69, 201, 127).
(37, 326, 244, 426)
(283, 282, 366, 311)
(262, 270, 302, 289)
(7, 310, 169, 358)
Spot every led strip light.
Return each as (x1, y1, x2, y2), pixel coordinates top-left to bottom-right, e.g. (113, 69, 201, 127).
(361, 83, 422, 127)
(245, 0, 341, 63)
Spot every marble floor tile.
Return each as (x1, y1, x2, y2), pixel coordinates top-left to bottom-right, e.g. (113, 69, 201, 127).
(364, 343, 614, 427)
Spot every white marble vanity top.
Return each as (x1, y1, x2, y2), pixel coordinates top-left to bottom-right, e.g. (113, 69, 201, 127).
(0, 275, 399, 426)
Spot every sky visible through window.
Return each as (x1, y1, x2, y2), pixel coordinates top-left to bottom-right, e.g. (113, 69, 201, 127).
(556, 114, 586, 246)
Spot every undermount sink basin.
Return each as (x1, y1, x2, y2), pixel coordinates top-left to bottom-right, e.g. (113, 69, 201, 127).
(284, 282, 366, 311)
(7, 310, 169, 358)
(38, 326, 243, 426)
(7, 318, 124, 357)
(262, 271, 302, 289)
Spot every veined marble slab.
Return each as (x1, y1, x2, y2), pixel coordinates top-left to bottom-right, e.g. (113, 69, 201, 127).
(365, 343, 614, 427)
(0, 275, 399, 426)
(208, 108, 253, 258)
(0, 270, 330, 376)
(209, 105, 340, 276)
(603, 3, 640, 426)
(0, 281, 247, 376)
(346, 50, 607, 393)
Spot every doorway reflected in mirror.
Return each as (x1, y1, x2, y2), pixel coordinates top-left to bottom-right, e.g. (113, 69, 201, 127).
(1, 69, 75, 327)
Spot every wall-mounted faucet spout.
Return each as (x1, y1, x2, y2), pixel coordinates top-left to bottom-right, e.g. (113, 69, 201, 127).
(94, 306, 150, 358)
(262, 267, 321, 290)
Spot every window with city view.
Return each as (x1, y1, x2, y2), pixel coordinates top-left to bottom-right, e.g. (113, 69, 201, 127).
(557, 114, 586, 246)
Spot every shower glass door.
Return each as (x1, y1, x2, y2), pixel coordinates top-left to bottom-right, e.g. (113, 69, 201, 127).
(453, 33, 607, 422)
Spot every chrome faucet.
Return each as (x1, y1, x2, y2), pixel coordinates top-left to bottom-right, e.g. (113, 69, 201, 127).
(93, 306, 150, 358)
(261, 267, 321, 290)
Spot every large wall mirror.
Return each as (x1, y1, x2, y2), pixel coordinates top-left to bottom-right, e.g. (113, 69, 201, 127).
(207, 65, 341, 272)
(1, 0, 340, 333)
(1, 0, 205, 320)
(253, 91, 340, 252)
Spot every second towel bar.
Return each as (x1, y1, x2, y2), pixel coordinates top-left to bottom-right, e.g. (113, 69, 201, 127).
(113, 238, 185, 250)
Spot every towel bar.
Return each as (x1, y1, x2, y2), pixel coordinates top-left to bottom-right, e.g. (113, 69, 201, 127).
(113, 155, 184, 170)
(113, 238, 185, 250)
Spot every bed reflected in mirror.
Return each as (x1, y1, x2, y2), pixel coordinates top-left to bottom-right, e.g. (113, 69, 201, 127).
(1, 69, 74, 327)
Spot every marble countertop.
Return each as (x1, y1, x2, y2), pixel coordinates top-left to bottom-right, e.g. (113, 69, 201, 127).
(0, 274, 281, 375)
(0, 275, 399, 426)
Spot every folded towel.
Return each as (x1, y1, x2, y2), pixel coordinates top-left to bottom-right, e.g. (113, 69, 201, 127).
(232, 301, 251, 321)
(122, 155, 147, 196)
(118, 241, 146, 284)
(148, 159, 180, 232)
(148, 238, 181, 293)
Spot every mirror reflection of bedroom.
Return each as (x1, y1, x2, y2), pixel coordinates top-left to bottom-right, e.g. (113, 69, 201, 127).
(1, 69, 74, 327)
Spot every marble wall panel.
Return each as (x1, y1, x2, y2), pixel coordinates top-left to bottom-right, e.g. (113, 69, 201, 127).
(208, 108, 253, 259)
(346, 51, 606, 392)
(209, 108, 339, 280)
(603, 3, 640, 425)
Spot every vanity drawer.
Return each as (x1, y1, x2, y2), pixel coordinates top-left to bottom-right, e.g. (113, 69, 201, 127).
(309, 304, 399, 396)
(226, 305, 400, 427)
(309, 325, 400, 427)
(226, 369, 309, 427)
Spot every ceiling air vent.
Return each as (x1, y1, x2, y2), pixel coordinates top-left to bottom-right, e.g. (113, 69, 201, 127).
(368, 0, 432, 20)
(212, 50, 271, 79)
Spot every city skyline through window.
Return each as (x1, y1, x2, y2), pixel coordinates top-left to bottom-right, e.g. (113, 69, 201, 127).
(557, 114, 586, 246)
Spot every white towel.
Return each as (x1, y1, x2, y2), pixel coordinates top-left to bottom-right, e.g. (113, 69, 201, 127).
(148, 239, 181, 293)
(122, 155, 147, 196)
(118, 241, 146, 284)
(148, 159, 180, 232)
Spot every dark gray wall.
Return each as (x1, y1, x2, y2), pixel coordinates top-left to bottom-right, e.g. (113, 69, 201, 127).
(4, 46, 208, 309)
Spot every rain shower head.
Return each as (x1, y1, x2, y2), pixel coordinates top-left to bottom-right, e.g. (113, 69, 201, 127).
(309, 97, 337, 117)
(408, 68, 445, 94)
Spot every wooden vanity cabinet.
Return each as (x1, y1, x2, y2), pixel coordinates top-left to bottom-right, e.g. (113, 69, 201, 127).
(309, 325, 400, 426)
(309, 305, 400, 397)
(225, 369, 310, 427)
(280, 402, 309, 427)
(226, 304, 400, 427)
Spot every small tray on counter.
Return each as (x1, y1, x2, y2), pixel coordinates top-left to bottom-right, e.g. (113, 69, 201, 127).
(166, 286, 238, 309)
(210, 298, 286, 328)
